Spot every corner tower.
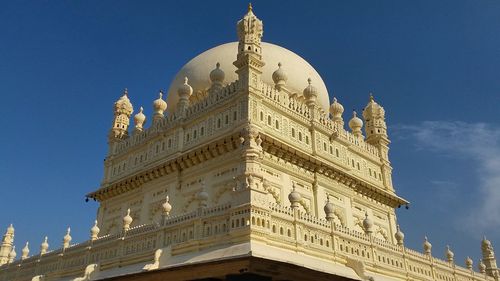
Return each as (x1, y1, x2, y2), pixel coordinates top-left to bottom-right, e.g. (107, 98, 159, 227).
(233, 3, 265, 89)
(363, 94, 394, 191)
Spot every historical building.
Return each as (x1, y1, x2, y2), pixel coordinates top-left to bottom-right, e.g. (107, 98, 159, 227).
(0, 4, 498, 281)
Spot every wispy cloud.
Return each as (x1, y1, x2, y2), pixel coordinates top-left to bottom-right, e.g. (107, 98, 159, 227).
(394, 121, 500, 236)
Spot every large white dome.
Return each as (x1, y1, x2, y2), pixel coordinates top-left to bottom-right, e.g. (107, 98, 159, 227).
(166, 42, 330, 113)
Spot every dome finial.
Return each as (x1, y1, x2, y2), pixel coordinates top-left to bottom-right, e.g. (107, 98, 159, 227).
(272, 62, 287, 90)
(210, 62, 225, 85)
(369, 92, 374, 102)
(348, 110, 363, 138)
(307, 77, 312, 85)
(123, 88, 128, 96)
(90, 220, 100, 241)
(184, 77, 189, 85)
(248, 3, 253, 12)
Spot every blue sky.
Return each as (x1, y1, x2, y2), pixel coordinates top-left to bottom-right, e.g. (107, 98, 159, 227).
(1, 0, 499, 267)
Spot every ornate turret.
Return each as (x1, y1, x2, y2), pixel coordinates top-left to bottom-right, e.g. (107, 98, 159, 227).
(481, 236, 498, 277)
(348, 111, 363, 138)
(363, 93, 387, 142)
(108, 88, 133, 144)
(233, 3, 265, 89)
(0, 224, 15, 265)
(362, 93, 393, 191)
(152, 91, 167, 123)
(330, 97, 344, 126)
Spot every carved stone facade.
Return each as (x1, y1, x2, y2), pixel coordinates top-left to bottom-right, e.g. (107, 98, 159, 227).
(0, 5, 498, 281)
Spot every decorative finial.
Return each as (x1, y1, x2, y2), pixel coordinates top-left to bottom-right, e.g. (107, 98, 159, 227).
(369, 92, 374, 102)
(90, 220, 100, 241)
(63, 227, 72, 249)
(307, 78, 312, 85)
(123, 88, 128, 96)
(248, 2, 253, 12)
(21, 242, 29, 260)
(288, 182, 302, 209)
(162, 195, 172, 216)
(363, 212, 373, 234)
(8, 246, 16, 263)
(123, 208, 133, 232)
(216, 62, 220, 68)
(278, 62, 282, 68)
(139, 106, 144, 113)
(158, 91, 163, 99)
(40, 236, 49, 255)
(333, 97, 337, 103)
(395, 224, 405, 246)
(184, 77, 189, 85)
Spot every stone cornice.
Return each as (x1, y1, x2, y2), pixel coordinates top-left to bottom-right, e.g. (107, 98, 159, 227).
(260, 134, 408, 208)
(87, 132, 243, 202)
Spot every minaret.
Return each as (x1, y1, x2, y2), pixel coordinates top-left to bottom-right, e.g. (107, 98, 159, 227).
(482, 237, 499, 277)
(233, 3, 265, 89)
(362, 93, 393, 191)
(0, 224, 14, 265)
(108, 88, 134, 144)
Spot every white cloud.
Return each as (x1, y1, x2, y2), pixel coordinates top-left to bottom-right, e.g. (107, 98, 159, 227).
(394, 121, 500, 236)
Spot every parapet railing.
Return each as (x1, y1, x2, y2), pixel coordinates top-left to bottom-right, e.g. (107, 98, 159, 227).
(0, 203, 495, 281)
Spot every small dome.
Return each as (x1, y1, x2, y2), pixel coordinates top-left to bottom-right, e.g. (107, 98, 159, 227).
(349, 111, 363, 136)
(134, 107, 146, 127)
(303, 78, 318, 100)
(272, 62, 288, 87)
(209, 62, 225, 84)
(166, 42, 330, 114)
(162, 196, 172, 215)
(446, 245, 454, 262)
(423, 236, 432, 254)
(288, 183, 302, 208)
(482, 236, 492, 249)
(153, 92, 167, 113)
(114, 89, 133, 115)
(330, 97, 344, 120)
(8, 246, 16, 261)
(395, 225, 405, 245)
(363, 213, 373, 234)
(465, 256, 473, 269)
(90, 220, 100, 240)
(178, 77, 193, 98)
